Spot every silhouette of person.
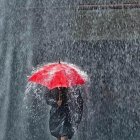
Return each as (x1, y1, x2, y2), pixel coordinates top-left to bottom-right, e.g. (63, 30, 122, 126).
(44, 87, 83, 140)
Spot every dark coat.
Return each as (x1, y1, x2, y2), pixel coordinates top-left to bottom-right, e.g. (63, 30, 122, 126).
(44, 88, 83, 139)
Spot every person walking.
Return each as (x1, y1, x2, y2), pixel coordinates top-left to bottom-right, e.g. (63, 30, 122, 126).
(45, 87, 83, 140)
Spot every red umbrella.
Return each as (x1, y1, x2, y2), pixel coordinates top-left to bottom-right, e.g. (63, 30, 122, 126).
(28, 61, 88, 90)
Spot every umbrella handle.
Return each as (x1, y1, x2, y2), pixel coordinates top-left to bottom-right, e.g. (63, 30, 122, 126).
(59, 89, 61, 100)
(59, 58, 61, 64)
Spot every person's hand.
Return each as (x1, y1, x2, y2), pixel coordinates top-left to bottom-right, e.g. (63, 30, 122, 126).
(57, 100, 62, 107)
(75, 123, 79, 129)
(72, 123, 79, 133)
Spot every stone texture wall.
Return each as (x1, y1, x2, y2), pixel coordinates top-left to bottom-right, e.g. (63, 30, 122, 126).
(0, 1, 140, 140)
(72, 9, 140, 40)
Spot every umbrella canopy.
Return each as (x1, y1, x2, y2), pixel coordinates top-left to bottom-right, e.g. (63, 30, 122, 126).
(28, 61, 88, 90)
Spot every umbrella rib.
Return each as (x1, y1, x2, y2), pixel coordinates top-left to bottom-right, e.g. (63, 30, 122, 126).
(61, 66, 69, 87)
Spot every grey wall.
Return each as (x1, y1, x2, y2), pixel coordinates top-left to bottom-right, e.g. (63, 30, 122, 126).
(0, 0, 140, 140)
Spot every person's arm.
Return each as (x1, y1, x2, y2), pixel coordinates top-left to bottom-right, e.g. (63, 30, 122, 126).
(75, 90, 84, 124)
